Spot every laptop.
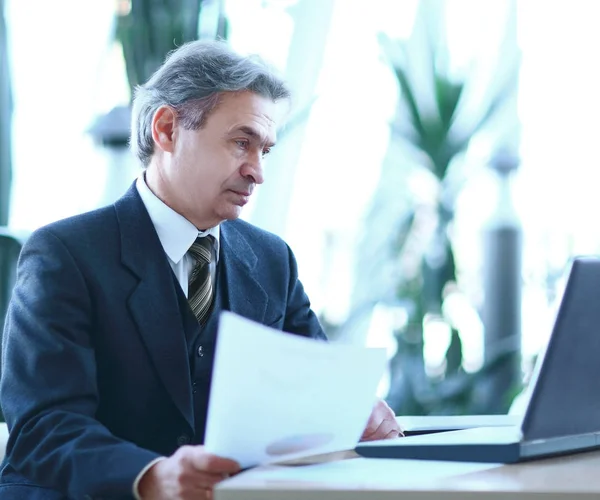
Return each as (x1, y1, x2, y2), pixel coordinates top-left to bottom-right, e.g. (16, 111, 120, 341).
(398, 414, 522, 436)
(356, 256, 600, 463)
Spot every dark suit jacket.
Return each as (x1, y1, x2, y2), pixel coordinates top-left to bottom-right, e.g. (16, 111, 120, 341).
(0, 184, 325, 499)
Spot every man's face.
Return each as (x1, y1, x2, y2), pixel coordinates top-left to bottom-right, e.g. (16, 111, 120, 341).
(154, 91, 282, 229)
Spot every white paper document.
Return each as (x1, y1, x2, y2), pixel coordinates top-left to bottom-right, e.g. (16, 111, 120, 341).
(204, 312, 387, 468)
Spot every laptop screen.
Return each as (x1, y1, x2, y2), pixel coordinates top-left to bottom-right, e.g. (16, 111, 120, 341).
(521, 257, 600, 440)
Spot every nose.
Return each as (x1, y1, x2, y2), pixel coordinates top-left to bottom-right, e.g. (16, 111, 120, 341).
(241, 153, 264, 185)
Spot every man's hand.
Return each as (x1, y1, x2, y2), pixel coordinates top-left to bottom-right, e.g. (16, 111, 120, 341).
(360, 399, 404, 442)
(138, 445, 240, 500)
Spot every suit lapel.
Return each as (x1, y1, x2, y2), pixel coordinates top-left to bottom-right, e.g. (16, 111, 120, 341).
(112, 188, 268, 430)
(220, 222, 268, 323)
(114, 185, 194, 430)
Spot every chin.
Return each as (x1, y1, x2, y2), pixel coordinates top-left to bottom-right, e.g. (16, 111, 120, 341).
(219, 207, 243, 221)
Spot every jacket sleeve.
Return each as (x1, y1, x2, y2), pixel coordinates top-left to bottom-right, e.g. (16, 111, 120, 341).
(0, 227, 161, 498)
(282, 243, 327, 341)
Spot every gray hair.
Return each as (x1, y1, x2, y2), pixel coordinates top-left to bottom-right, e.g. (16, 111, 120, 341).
(131, 40, 291, 166)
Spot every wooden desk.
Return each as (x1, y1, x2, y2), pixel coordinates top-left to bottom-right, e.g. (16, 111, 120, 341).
(216, 449, 600, 499)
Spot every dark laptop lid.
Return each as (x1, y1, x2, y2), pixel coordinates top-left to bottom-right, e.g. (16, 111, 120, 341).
(520, 257, 600, 441)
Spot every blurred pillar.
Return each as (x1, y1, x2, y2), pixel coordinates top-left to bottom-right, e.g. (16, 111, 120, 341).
(481, 150, 522, 413)
(0, 0, 12, 225)
(88, 104, 139, 206)
(249, 0, 335, 236)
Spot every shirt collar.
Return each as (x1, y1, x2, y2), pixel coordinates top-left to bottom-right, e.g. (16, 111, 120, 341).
(136, 174, 220, 264)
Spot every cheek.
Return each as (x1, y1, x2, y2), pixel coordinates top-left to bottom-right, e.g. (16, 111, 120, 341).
(178, 144, 241, 192)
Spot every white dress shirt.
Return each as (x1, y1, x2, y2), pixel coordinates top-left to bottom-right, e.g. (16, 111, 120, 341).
(135, 174, 220, 297)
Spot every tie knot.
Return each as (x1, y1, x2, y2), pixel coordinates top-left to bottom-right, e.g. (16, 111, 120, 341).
(188, 236, 213, 265)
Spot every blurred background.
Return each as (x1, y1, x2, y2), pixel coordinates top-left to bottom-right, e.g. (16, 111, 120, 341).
(1, 0, 599, 418)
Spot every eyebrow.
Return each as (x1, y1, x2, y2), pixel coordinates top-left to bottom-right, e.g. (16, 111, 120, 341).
(236, 125, 276, 148)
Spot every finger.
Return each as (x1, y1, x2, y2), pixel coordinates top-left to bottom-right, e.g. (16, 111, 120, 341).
(175, 456, 235, 490)
(362, 402, 386, 435)
(384, 428, 402, 439)
(200, 489, 212, 500)
(189, 450, 241, 474)
(183, 486, 212, 500)
(362, 415, 379, 436)
(378, 418, 402, 439)
(373, 419, 399, 440)
(362, 417, 399, 441)
(367, 400, 396, 431)
(378, 400, 396, 420)
(362, 415, 392, 440)
(189, 470, 232, 489)
(199, 472, 232, 500)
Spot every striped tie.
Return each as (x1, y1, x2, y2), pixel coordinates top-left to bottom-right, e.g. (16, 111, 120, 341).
(187, 236, 215, 325)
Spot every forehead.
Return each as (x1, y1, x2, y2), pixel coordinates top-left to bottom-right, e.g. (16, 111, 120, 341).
(208, 91, 287, 138)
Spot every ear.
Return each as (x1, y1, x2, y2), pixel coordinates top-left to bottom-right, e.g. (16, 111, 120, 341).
(151, 105, 178, 154)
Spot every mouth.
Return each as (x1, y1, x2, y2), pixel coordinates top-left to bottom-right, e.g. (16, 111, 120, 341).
(229, 189, 252, 206)
(230, 189, 252, 197)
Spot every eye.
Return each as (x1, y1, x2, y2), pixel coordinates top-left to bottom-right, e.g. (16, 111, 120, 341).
(235, 139, 249, 149)
(262, 147, 271, 157)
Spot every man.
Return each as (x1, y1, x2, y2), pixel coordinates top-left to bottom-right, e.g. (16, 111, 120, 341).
(0, 40, 401, 499)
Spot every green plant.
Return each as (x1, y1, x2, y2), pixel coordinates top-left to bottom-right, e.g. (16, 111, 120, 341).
(116, 0, 228, 100)
(376, 0, 521, 415)
(89, 0, 228, 146)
